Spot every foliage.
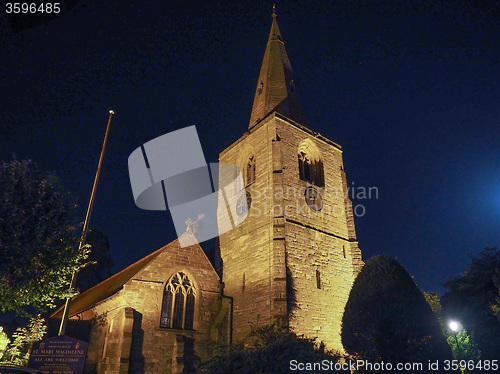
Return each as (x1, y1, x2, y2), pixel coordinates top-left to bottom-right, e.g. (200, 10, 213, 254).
(0, 159, 91, 315)
(76, 229, 114, 291)
(446, 329, 481, 361)
(198, 322, 348, 374)
(424, 291, 442, 315)
(492, 268, 500, 322)
(341, 256, 451, 372)
(424, 292, 481, 361)
(0, 315, 46, 366)
(0, 327, 9, 360)
(442, 247, 500, 360)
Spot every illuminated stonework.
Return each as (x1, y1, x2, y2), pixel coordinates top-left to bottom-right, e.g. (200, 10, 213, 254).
(218, 114, 363, 351)
(218, 10, 363, 352)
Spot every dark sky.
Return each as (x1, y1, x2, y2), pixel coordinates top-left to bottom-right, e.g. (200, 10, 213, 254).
(1, 0, 499, 294)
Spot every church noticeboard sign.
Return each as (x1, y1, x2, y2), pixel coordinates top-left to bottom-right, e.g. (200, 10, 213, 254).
(28, 335, 88, 374)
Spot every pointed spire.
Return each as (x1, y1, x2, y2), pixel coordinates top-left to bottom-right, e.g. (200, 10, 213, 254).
(248, 6, 304, 128)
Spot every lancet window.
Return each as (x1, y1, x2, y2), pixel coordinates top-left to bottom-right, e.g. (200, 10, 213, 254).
(246, 156, 256, 186)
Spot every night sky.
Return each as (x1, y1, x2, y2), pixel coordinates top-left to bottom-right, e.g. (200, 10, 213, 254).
(1, 0, 499, 295)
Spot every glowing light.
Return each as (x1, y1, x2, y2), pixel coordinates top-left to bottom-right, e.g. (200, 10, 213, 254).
(109, 110, 115, 115)
(449, 320, 461, 332)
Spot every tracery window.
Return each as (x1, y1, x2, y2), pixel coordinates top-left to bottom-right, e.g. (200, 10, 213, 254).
(160, 272, 196, 330)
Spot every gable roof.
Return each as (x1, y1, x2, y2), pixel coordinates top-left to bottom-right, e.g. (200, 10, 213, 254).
(51, 237, 197, 318)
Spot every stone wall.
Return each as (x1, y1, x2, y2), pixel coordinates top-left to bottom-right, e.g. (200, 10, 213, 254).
(218, 118, 277, 343)
(219, 113, 362, 351)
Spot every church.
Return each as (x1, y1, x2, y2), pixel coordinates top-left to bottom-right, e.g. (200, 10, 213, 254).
(52, 9, 363, 374)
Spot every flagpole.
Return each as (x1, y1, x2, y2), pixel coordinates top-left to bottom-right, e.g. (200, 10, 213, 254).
(58, 110, 115, 336)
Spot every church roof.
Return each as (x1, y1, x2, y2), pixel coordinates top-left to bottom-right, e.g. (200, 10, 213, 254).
(51, 235, 199, 318)
(248, 7, 305, 128)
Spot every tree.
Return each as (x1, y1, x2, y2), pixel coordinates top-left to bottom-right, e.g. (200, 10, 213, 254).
(199, 322, 348, 374)
(0, 159, 90, 315)
(0, 315, 46, 366)
(0, 327, 8, 359)
(441, 247, 500, 360)
(424, 292, 481, 360)
(342, 256, 451, 372)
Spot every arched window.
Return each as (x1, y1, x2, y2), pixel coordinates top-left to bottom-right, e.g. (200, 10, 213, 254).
(298, 140, 324, 187)
(160, 272, 196, 330)
(246, 156, 256, 186)
(238, 145, 256, 190)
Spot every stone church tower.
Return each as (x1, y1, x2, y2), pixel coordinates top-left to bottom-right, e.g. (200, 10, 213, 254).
(218, 10, 363, 351)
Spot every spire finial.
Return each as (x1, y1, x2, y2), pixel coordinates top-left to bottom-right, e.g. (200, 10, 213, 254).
(272, 4, 277, 18)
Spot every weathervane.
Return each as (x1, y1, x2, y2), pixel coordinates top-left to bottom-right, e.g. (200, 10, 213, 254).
(185, 218, 196, 234)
